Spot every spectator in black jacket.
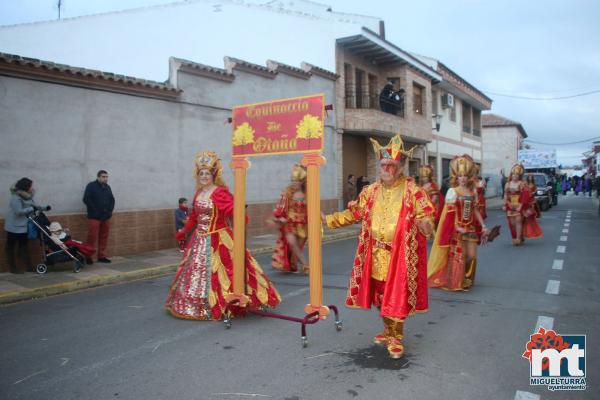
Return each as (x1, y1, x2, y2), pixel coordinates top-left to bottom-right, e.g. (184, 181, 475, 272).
(83, 170, 115, 263)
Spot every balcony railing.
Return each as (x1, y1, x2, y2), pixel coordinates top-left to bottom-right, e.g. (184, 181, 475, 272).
(345, 92, 405, 118)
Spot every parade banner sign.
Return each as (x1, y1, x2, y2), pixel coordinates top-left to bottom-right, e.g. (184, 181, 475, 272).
(232, 94, 324, 157)
(518, 150, 558, 169)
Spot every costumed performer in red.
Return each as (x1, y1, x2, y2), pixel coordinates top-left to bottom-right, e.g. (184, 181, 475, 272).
(271, 164, 309, 273)
(427, 155, 491, 291)
(166, 150, 281, 320)
(321, 134, 435, 359)
(418, 164, 444, 227)
(503, 163, 543, 246)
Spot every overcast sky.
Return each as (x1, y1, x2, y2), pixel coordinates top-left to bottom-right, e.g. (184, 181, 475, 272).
(1, 0, 599, 166)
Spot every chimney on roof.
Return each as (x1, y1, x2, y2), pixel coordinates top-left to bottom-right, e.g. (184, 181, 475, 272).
(379, 21, 385, 39)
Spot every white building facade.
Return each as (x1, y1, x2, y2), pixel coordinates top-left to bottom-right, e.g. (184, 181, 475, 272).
(481, 113, 528, 196)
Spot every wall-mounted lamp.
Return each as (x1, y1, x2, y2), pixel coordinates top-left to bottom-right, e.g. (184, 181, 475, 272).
(432, 114, 442, 132)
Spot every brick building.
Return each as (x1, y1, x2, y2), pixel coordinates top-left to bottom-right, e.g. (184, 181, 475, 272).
(336, 27, 442, 190)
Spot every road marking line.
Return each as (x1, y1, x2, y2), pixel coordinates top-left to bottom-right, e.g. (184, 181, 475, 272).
(14, 369, 48, 385)
(552, 259, 564, 270)
(304, 351, 352, 360)
(564, 223, 570, 227)
(514, 391, 540, 400)
(560, 236, 568, 241)
(562, 229, 569, 233)
(535, 315, 554, 332)
(211, 393, 271, 398)
(565, 219, 571, 223)
(556, 245, 566, 253)
(545, 280, 560, 295)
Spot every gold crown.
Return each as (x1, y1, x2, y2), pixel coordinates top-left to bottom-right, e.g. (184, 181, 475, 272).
(419, 164, 433, 178)
(450, 154, 476, 177)
(511, 163, 525, 176)
(290, 164, 307, 181)
(193, 150, 225, 187)
(370, 134, 415, 162)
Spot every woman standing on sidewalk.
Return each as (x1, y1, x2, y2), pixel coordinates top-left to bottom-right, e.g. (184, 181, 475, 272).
(270, 164, 309, 274)
(4, 178, 50, 274)
(428, 155, 490, 291)
(166, 150, 281, 321)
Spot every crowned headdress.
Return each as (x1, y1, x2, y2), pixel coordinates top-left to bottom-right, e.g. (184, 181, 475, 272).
(370, 133, 415, 161)
(450, 154, 476, 178)
(193, 150, 226, 188)
(510, 163, 525, 177)
(419, 164, 434, 179)
(290, 164, 307, 182)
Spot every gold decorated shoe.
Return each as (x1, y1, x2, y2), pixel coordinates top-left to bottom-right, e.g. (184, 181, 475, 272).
(374, 331, 388, 345)
(387, 338, 405, 359)
(386, 319, 405, 358)
(374, 317, 395, 345)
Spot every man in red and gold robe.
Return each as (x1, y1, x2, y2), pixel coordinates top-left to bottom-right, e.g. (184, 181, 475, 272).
(322, 134, 435, 359)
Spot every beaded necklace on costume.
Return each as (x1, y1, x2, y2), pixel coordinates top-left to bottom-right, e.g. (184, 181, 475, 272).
(454, 185, 475, 226)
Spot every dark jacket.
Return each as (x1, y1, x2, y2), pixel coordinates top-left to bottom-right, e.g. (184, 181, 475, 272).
(83, 180, 115, 221)
(174, 208, 188, 230)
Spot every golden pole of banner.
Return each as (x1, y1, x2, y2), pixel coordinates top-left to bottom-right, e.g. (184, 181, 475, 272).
(225, 157, 251, 306)
(301, 152, 329, 319)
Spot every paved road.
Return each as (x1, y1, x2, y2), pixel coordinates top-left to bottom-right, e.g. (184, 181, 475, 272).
(1, 194, 598, 400)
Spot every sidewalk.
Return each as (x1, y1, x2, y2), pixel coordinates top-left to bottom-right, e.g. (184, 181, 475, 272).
(0, 224, 362, 305)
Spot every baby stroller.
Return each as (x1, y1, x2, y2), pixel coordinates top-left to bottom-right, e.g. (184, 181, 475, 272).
(28, 211, 84, 274)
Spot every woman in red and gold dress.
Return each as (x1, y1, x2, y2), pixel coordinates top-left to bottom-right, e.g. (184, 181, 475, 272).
(418, 164, 444, 227)
(166, 151, 281, 320)
(475, 166, 487, 220)
(474, 166, 488, 242)
(428, 155, 490, 291)
(271, 164, 309, 274)
(503, 164, 543, 246)
(526, 175, 542, 218)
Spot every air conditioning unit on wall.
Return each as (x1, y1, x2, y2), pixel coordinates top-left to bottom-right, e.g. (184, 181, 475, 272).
(441, 93, 455, 108)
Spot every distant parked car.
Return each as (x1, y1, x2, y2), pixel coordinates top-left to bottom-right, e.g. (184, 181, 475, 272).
(524, 172, 556, 211)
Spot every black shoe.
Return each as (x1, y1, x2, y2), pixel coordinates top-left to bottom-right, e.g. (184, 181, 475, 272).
(98, 257, 111, 264)
(86, 258, 94, 265)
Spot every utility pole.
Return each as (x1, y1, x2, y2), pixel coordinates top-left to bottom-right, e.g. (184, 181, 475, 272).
(57, 0, 63, 20)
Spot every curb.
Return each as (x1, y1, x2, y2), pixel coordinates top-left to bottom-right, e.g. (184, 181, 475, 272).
(0, 264, 179, 305)
(0, 230, 359, 305)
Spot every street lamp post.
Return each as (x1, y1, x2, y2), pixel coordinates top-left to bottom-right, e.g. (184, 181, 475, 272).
(432, 113, 443, 132)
